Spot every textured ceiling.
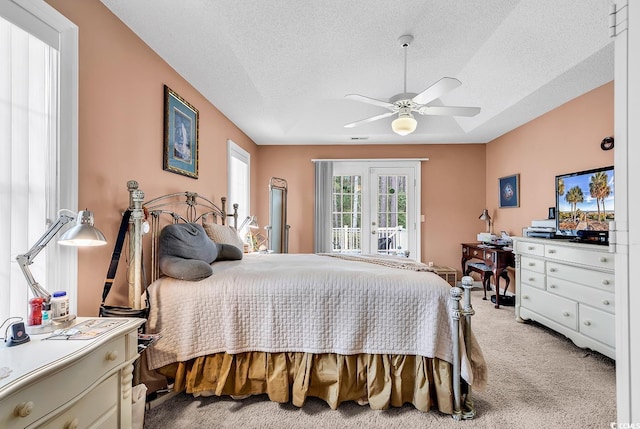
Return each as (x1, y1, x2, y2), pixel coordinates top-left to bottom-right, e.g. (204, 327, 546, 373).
(100, 0, 614, 145)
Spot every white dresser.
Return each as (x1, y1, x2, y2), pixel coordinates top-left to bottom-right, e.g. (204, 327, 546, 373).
(0, 318, 144, 428)
(512, 237, 615, 359)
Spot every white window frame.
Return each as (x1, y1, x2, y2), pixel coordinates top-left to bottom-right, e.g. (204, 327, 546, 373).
(1, 0, 78, 319)
(227, 140, 250, 230)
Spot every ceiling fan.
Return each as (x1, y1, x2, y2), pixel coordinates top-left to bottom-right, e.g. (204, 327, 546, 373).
(344, 35, 481, 136)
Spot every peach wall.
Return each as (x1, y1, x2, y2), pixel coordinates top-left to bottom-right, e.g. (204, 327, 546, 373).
(256, 144, 487, 271)
(486, 82, 614, 237)
(47, 0, 259, 316)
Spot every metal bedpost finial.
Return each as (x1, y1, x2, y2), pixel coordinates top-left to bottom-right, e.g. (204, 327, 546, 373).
(461, 276, 474, 288)
(127, 180, 139, 191)
(450, 286, 462, 321)
(460, 276, 475, 316)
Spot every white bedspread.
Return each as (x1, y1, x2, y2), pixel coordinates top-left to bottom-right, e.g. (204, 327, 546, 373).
(144, 253, 481, 385)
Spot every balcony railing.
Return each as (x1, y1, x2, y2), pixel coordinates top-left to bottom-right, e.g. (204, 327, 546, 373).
(331, 226, 407, 255)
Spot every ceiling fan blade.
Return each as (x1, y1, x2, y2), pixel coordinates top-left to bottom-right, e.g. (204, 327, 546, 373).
(345, 94, 394, 109)
(344, 111, 396, 128)
(412, 77, 462, 105)
(418, 105, 481, 117)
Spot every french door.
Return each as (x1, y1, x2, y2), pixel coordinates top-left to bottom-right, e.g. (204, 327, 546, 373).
(331, 161, 420, 259)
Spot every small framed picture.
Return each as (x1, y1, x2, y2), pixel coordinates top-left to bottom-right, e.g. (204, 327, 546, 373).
(498, 174, 520, 208)
(163, 85, 199, 179)
(548, 207, 556, 219)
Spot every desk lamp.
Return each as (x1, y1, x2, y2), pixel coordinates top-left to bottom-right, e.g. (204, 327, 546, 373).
(239, 215, 259, 251)
(479, 209, 493, 234)
(238, 215, 258, 232)
(15, 209, 107, 334)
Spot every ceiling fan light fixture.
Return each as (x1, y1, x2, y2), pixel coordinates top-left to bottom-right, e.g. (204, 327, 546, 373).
(392, 113, 417, 136)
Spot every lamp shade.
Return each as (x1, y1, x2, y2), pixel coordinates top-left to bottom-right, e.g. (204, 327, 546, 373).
(247, 216, 259, 229)
(239, 215, 259, 231)
(391, 113, 417, 136)
(479, 209, 491, 222)
(58, 210, 107, 246)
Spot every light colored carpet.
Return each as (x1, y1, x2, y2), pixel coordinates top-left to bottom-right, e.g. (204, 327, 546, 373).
(143, 289, 616, 428)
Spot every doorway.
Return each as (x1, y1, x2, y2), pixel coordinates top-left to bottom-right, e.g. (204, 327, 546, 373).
(331, 161, 420, 259)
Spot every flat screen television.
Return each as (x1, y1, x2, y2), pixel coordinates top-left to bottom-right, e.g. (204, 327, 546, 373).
(555, 165, 614, 237)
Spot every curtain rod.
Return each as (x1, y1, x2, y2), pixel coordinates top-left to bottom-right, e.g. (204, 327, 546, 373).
(311, 158, 429, 162)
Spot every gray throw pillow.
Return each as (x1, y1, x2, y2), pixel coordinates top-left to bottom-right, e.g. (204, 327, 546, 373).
(216, 243, 244, 261)
(159, 223, 219, 262)
(158, 223, 219, 280)
(159, 255, 213, 281)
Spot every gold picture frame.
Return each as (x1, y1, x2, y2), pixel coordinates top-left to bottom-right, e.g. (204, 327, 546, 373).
(163, 85, 199, 178)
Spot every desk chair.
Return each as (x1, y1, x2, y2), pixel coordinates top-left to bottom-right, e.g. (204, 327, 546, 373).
(465, 262, 512, 305)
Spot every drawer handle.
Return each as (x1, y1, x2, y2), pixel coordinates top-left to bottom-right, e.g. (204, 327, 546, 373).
(106, 350, 119, 361)
(602, 300, 610, 306)
(473, 250, 479, 256)
(549, 284, 557, 289)
(522, 295, 529, 300)
(14, 401, 34, 418)
(562, 312, 570, 317)
(64, 418, 79, 429)
(528, 277, 536, 282)
(527, 246, 534, 250)
(602, 279, 610, 286)
(583, 320, 592, 326)
(549, 268, 557, 272)
(600, 256, 607, 263)
(548, 249, 556, 254)
(528, 262, 535, 266)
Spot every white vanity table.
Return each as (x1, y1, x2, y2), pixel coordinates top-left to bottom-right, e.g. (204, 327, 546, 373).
(0, 317, 144, 428)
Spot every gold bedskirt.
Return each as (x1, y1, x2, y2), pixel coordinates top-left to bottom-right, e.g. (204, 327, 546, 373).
(157, 352, 461, 414)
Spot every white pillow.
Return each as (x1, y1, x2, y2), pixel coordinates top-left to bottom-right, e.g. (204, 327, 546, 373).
(203, 222, 244, 249)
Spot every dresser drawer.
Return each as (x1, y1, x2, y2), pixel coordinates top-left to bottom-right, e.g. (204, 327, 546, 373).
(545, 245, 614, 270)
(546, 277, 615, 314)
(483, 251, 496, 264)
(521, 255, 545, 274)
(1, 337, 125, 429)
(547, 262, 614, 292)
(465, 246, 484, 260)
(40, 373, 118, 428)
(516, 240, 545, 257)
(579, 305, 615, 347)
(520, 269, 546, 290)
(520, 285, 578, 330)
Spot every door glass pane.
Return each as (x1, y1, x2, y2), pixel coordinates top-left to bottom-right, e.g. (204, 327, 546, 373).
(332, 175, 361, 253)
(377, 175, 408, 255)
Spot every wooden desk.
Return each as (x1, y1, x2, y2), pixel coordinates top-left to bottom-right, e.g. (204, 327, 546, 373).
(461, 243, 515, 308)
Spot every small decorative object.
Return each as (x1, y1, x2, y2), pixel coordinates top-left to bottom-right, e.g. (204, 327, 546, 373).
(163, 85, 199, 178)
(548, 207, 556, 219)
(600, 136, 614, 151)
(498, 174, 520, 208)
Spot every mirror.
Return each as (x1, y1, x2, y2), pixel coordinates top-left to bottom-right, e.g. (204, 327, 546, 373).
(267, 177, 289, 253)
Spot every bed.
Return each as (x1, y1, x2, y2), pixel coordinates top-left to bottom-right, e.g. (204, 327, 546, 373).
(124, 180, 486, 420)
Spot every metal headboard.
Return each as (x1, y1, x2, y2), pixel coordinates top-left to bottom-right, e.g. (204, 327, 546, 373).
(126, 180, 238, 308)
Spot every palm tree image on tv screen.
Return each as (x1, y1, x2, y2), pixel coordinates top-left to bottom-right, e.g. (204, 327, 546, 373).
(556, 166, 614, 233)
